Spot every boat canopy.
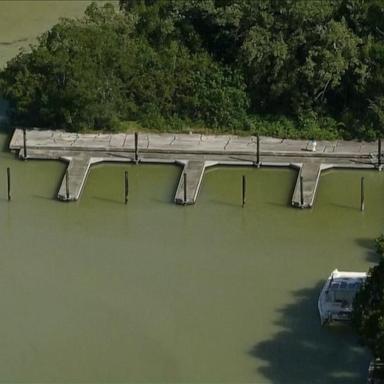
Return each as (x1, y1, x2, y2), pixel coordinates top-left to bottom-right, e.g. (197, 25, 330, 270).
(326, 279, 364, 304)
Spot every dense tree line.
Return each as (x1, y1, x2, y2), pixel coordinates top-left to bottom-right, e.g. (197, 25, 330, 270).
(353, 236, 384, 376)
(0, 0, 383, 138)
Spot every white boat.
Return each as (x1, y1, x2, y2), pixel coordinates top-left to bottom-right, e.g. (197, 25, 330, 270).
(318, 269, 366, 325)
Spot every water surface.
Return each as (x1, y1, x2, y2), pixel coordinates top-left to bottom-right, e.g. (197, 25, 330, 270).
(0, 131, 381, 382)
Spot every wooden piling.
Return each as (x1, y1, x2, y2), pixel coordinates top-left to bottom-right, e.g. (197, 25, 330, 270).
(300, 175, 304, 207)
(65, 170, 69, 200)
(124, 170, 128, 204)
(7, 167, 11, 201)
(242, 175, 246, 207)
(361, 176, 365, 211)
(134, 132, 139, 164)
(23, 128, 27, 159)
(183, 173, 187, 204)
(378, 138, 382, 168)
(256, 134, 260, 166)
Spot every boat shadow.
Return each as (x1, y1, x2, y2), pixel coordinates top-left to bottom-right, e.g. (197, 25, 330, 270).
(249, 284, 370, 384)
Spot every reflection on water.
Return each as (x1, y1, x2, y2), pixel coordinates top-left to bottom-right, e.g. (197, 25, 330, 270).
(0, 132, 381, 382)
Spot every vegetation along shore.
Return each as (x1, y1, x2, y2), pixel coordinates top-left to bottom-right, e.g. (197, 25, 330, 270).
(0, 0, 383, 140)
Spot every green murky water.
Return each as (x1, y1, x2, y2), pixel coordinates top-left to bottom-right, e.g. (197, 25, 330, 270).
(0, 1, 118, 69)
(0, 2, 382, 382)
(0, 131, 381, 382)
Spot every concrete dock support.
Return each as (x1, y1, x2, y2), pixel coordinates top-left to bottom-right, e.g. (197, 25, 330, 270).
(23, 128, 27, 159)
(300, 175, 304, 207)
(256, 134, 260, 167)
(175, 160, 215, 205)
(58, 157, 93, 201)
(9, 129, 379, 208)
(65, 170, 69, 199)
(134, 132, 139, 164)
(292, 161, 332, 208)
(183, 173, 187, 204)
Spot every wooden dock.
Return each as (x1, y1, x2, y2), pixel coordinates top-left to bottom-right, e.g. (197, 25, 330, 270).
(9, 129, 381, 208)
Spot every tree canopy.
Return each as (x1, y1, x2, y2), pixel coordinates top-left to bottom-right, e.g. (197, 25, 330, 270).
(352, 237, 384, 368)
(0, 0, 384, 137)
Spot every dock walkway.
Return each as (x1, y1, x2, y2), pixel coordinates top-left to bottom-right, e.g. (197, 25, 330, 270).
(292, 160, 327, 208)
(9, 129, 382, 207)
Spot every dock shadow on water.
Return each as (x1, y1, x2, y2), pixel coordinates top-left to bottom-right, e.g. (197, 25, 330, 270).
(249, 284, 370, 384)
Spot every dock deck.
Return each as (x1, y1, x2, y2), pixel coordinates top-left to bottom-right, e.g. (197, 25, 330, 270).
(174, 161, 208, 204)
(291, 161, 327, 208)
(9, 129, 381, 207)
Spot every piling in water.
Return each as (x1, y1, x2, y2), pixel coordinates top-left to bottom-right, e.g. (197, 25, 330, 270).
(242, 175, 246, 207)
(378, 138, 382, 168)
(124, 170, 128, 204)
(134, 132, 139, 164)
(65, 170, 69, 200)
(23, 128, 27, 159)
(361, 176, 365, 211)
(183, 173, 187, 204)
(300, 175, 304, 207)
(7, 167, 11, 201)
(256, 134, 260, 167)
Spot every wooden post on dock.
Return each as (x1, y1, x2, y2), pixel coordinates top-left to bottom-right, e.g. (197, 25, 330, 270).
(361, 176, 365, 211)
(23, 128, 27, 159)
(300, 175, 304, 207)
(242, 175, 246, 207)
(183, 173, 187, 204)
(65, 169, 69, 200)
(256, 134, 260, 167)
(378, 138, 382, 168)
(7, 167, 11, 201)
(124, 170, 128, 204)
(134, 132, 139, 164)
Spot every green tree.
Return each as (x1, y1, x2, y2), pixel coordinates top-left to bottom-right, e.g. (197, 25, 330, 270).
(352, 244, 384, 365)
(1, 0, 384, 136)
(0, 3, 137, 131)
(0, 2, 249, 131)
